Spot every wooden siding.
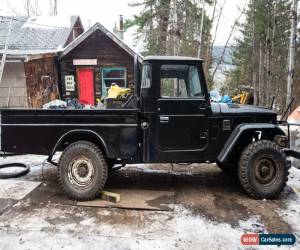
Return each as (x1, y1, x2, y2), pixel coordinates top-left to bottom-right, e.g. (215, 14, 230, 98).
(24, 56, 59, 108)
(60, 29, 135, 101)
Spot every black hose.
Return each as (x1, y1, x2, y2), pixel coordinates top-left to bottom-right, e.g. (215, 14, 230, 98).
(0, 153, 30, 179)
(0, 163, 30, 179)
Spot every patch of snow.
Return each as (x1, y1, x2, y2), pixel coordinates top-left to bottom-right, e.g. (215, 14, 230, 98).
(79, 218, 96, 226)
(288, 167, 300, 192)
(279, 198, 300, 237)
(278, 167, 300, 238)
(0, 156, 299, 249)
(0, 180, 40, 200)
(22, 16, 72, 29)
(124, 164, 202, 176)
(239, 216, 267, 234)
(174, 206, 242, 249)
(2, 202, 293, 250)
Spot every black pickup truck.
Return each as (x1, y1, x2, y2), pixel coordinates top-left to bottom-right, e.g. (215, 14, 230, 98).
(0, 56, 290, 200)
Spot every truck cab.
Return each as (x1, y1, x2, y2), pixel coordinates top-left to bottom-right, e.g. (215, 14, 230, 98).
(140, 56, 211, 163)
(138, 56, 280, 166)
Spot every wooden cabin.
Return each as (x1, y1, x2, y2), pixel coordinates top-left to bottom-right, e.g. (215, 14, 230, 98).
(59, 23, 143, 106)
(0, 16, 84, 108)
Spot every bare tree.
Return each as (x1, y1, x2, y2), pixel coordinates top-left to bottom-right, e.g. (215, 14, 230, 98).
(49, 0, 58, 16)
(197, 1, 205, 57)
(5, 0, 21, 15)
(211, 0, 227, 48)
(286, 0, 298, 107)
(22, 0, 40, 16)
(211, 2, 247, 83)
(172, 0, 179, 55)
(251, 0, 258, 105)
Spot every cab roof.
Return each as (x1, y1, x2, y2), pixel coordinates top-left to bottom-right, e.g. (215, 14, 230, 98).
(143, 56, 203, 62)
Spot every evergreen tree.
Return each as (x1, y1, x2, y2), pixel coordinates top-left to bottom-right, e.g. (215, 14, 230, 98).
(225, 0, 291, 110)
(125, 0, 213, 78)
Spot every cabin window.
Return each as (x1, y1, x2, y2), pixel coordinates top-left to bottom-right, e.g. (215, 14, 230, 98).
(102, 67, 127, 96)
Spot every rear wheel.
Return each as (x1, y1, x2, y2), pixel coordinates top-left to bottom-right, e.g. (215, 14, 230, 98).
(58, 141, 108, 201)
(238, 140, 289, 199)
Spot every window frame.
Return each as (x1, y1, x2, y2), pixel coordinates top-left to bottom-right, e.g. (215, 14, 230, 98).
(141, 63, 152, 89)
(101, 67, 127, 96)
(188, 65, 204, 98)
(159, 64, 204, 99)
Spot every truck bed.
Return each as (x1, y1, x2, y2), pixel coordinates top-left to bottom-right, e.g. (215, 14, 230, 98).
(0, 109, 139, 161)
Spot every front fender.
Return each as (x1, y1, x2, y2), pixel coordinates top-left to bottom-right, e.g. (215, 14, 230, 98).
(217, 123, 286, 164)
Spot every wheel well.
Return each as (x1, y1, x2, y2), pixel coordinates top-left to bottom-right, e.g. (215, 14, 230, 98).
(52, 131, 109, 158)
(222, 128, 282, 165)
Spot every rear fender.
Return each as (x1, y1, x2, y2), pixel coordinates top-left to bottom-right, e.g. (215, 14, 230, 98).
(217, 123, 286, 164)
(49, 129, 109, 160)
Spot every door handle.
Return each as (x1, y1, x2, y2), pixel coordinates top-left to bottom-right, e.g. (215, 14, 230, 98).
(198, 105, 207, 111)
(160, 116, 169, 123)
(200, 132, 208, 139)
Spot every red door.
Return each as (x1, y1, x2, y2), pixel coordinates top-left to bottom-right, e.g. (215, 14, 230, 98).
(78, 68, 94, 105)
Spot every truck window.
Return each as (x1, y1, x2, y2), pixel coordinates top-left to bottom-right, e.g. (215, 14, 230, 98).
(189, 66, 203, 97)
(141, 64, 151, 88)
(160, 65, 203, 98)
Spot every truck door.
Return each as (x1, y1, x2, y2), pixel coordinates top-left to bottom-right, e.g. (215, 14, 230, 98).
(154, 64, 209, 162)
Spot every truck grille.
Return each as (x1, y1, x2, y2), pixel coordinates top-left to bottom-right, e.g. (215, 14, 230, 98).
(223, 119, 231, 131)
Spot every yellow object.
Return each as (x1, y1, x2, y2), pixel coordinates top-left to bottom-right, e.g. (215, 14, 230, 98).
(232, 93, 249, 104)
(101, 191, 121, 203)
(232, 86, 254, 105)
(107, 84, 131, 99)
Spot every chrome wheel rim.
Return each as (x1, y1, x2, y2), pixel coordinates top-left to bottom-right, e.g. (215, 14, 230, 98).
(67, 156, 95, 188)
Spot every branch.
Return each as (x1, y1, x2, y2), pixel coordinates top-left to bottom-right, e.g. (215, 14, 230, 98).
(5, 0, 21, 15)
(211, 1, 247, 83)
(211, 0, 227, 48)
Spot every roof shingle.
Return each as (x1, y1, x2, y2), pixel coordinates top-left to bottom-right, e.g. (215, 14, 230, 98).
(0, 16, 79, 54)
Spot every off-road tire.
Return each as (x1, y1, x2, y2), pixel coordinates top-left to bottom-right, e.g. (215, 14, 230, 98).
(238, 140, 290, 199)
(58, 141, 108, 201)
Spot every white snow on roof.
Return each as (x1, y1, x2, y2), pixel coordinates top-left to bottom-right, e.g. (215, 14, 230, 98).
(22, 16, 72, 29)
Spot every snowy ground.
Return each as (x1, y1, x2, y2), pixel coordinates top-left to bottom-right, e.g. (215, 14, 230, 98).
(0, 155, 299, 250)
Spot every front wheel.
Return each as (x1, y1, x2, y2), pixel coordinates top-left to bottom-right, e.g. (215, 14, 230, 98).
(58, 141, 108, 201)
(238, 140, 290, 199)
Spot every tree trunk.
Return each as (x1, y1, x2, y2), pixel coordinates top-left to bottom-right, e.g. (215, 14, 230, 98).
(172, 0, 179, 56)
(157, 0, 171, 55)
(251, 0, 258, 105)
(265, 0, 272, 107)
(258, 42, 264, 106)
(286, 0, 298, 108)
